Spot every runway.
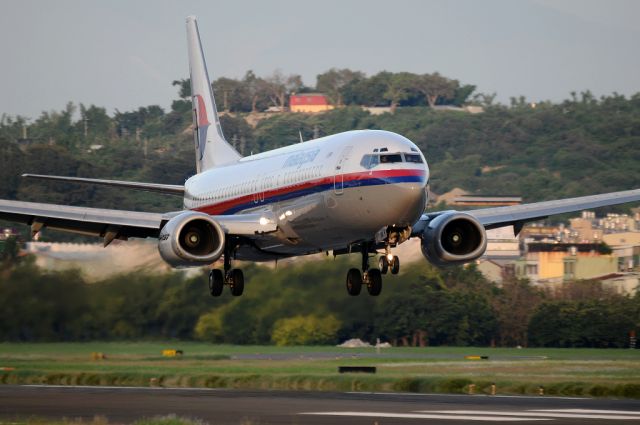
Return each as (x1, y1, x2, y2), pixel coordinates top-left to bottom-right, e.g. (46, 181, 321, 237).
(1, 385, 640, 424)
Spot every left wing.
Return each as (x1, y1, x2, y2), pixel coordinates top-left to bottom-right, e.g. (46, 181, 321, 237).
(413, 188, 640, 236)
(22, 174, 185, 196)
(0, 200, 276, 247)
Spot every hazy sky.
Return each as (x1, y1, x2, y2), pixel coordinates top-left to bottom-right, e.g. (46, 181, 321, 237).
(1, 0, 639, 119)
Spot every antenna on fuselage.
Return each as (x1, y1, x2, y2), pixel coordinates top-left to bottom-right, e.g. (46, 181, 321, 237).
(298, 130, 304, 143)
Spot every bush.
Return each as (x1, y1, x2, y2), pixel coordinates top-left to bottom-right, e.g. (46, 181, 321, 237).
(271, 314, 341, 346)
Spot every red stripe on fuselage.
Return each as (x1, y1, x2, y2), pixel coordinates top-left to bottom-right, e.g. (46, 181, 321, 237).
(192, 168, 426, 216)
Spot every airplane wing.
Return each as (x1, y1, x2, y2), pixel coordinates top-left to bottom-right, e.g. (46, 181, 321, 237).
(22, 174, 185, 196)
(413, 188, 640, 236)
(0, 200, 276, 247)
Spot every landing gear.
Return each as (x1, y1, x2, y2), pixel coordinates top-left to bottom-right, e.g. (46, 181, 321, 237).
(343, 243, 402, 296)
(208, 269, 224, 297)
(378, 252, 400, 275)
(208, 244, 245, 297)
(344, 243, 385, 297)
(346, 268, 363, 296)
(366, 268, 382, 296)
(229, 268, 244, 296)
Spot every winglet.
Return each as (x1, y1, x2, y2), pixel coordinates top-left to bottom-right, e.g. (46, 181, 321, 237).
(186, 16, 241, 172)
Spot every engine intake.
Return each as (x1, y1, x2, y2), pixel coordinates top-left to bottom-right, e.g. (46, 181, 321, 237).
(420, 212, 487, 267)
(158, 211, 225, 268)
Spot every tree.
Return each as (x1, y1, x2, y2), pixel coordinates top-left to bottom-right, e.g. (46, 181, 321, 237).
(243, 70, 269, 113)
(493, 278, 542, 346)
(344, 71, 392, 106)
(316, 68, 365, 106)
(172, 79, 191, 99)
(384, 72, 418, 113)
(263, 70, 304, 110)
(415, 73, 457, 107)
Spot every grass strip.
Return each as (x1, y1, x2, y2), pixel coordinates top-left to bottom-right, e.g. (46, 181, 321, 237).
(2, 370, 640, 399)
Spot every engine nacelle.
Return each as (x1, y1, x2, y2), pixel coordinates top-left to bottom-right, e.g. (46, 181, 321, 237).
(420, 212, 487, 267)
(158, 211, 225, 268)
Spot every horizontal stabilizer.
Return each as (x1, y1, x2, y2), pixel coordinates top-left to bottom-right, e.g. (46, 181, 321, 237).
(22, 174, 184, 196)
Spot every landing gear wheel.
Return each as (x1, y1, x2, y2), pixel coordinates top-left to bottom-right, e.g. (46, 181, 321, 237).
(391, 256, 400, 275)
(229, 269, 244, 296)
(208, 269, 224, 297)
(346, 268, 363, 296)
(378, 256, 389, 274)
(366, 268, 382, 296)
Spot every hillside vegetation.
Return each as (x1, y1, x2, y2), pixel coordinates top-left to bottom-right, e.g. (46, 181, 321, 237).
(1, 88, 638, 220)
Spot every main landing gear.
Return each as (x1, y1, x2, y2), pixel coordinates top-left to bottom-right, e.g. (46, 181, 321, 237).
(209, 247, 244, 297)
(345, 243, 400, 297)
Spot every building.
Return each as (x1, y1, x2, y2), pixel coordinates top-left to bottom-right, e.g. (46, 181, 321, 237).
(515, 243, 612, 287)
(563, 254, 617, 281)
(602, 232, 640, 271)
(289, 94, 334, 113)
(569, 211, 603, 242)
(593, 272, 640, 295)
(600, 213, 637, 233)
(484, 226, 520, 260)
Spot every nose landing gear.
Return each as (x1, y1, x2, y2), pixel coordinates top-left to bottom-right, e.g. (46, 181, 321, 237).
(378, 251, 400, 275)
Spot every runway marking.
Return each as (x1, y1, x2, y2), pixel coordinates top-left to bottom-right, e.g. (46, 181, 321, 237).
(429, 410, 640, 420)
(303, 409, 640, 422)
(300, 412, 549, 421)
(533, 409, 640, 415)
(345, 391, 589, 400)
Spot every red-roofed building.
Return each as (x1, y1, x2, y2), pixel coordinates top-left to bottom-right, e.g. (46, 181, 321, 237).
(289, 93, 334, 113)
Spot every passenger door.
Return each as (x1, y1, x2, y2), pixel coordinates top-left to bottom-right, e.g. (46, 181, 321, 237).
(333, 146, 353, 195)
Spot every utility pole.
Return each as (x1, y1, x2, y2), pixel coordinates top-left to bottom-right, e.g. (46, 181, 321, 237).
(83, 116, 89, 139)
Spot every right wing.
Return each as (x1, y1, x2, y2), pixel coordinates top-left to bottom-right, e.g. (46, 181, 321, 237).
(22, 174, 184, 196)
(412, 188, 640, 236)
(0, 199, 276, 247)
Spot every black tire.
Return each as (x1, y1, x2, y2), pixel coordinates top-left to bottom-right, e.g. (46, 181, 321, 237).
(367, 268, 382, 296)
(229, 269, 244, 296)
(346, 268, 362, 296)
(391, 255, 400, 275)
(378, 256, 389, 274)
(209, 269, 224, 297)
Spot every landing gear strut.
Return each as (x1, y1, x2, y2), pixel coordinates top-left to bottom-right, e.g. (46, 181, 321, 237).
(345, 243, 383, 297)
(208, 244, 244, 297)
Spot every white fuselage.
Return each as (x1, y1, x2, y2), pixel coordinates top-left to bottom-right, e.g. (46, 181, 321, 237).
(183, 130, 429, 260)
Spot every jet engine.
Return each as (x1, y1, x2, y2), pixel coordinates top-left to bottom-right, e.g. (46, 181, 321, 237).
(158, 211, 225, 267)
(420, 212, 487, 267)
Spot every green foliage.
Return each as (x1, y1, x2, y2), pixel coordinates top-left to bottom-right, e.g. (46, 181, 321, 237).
(271, 314, 341, 346)
(133, 415, 207, 425)
(527, 297, 638, 348)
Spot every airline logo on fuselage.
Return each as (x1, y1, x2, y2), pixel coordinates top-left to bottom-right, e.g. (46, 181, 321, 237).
(283, 149, 320, 169)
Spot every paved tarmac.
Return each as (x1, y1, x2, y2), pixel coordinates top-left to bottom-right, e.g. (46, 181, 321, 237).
(1, 385, 640, 424)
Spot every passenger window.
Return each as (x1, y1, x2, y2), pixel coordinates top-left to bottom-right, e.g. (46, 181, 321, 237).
(404, 153, 423, 163)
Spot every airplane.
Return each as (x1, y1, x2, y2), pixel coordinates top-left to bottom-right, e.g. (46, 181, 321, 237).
(1, 16, 639, 298)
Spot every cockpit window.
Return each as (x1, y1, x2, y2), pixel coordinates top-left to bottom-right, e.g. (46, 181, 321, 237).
(404, 153, 423, 163)
(360, 154, 380, 169)
(379, 154, 403, 163)
(361, 152, 422, 169)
